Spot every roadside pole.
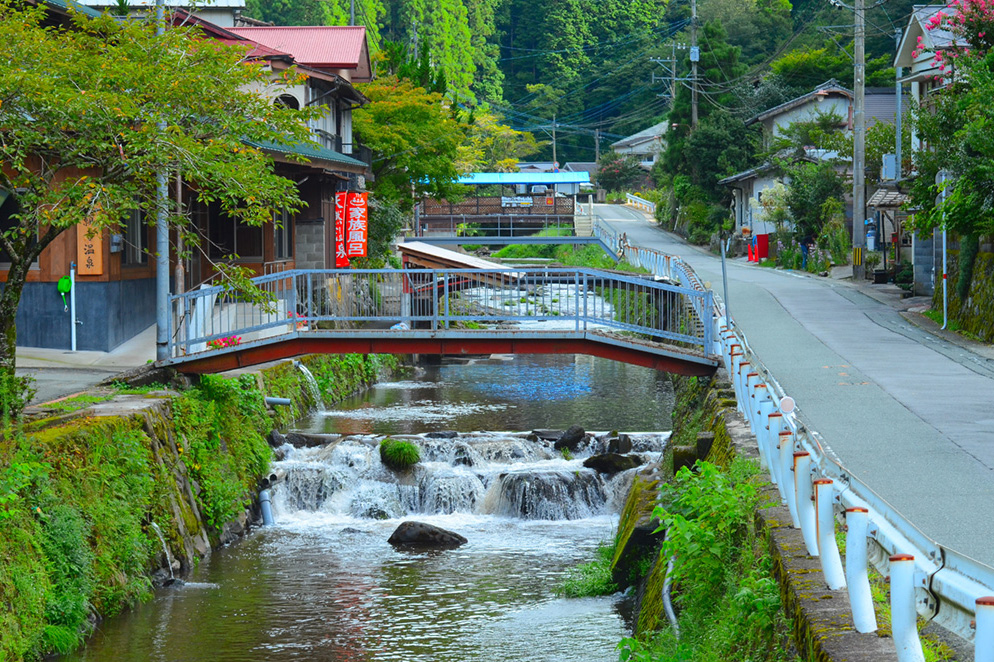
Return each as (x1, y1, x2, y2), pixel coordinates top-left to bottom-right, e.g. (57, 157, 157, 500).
(155, 0, 170, 361)
(852, 0, 866, 280)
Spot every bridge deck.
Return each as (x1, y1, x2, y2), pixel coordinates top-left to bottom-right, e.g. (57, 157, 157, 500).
(161, 329, 718, 376)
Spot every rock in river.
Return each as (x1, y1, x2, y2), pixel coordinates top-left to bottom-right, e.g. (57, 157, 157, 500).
(583, 453, 642, 475)
(388, 521, 468, 549)
(554, 425, 587, 452)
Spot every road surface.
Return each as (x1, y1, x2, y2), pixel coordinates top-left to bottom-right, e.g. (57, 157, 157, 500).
(598, 203, 994, 567)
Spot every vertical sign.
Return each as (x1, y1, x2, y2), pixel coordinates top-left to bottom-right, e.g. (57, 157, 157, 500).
(77, 218, 103, 275)
(334, 191, 350, 268)
(345, 191, 368, 258)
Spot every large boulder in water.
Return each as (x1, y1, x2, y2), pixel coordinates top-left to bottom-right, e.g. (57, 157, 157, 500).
(554, 425, 586, 452)
(583, 453, 642, 475)
(608, 434, 633, 455)
(388, 521, 467, 549)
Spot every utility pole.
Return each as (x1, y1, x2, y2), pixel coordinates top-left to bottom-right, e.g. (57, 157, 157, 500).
(551, 114, 557, 167)
(690, 0, 699, 129)
(350, 0, 355, 26)
(672, 41, 678, 104)
(852, 0, 866, 280)
(894, 29, 903, 181)
(594, 128, 601, 162)
(155, 0, 170, 362)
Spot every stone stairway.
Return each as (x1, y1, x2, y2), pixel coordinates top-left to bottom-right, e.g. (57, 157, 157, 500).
(573, 214, 593, 237)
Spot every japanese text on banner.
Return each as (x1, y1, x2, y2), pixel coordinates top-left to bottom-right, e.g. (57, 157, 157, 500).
(334, 191, 350, 268)
(345, 191, 368, 258)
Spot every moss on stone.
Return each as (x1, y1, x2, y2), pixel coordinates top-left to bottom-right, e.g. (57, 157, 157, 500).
(934, 250, 994, 342)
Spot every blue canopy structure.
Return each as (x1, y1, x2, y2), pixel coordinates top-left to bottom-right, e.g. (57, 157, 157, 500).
(457, 172, 590, 186)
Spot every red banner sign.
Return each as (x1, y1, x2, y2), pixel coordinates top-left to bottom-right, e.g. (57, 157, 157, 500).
(334, 191, 350, 268)
(345, 191, 368, 258)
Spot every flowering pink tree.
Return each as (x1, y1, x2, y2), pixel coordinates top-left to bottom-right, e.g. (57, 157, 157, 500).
(916, 0, 994, 74)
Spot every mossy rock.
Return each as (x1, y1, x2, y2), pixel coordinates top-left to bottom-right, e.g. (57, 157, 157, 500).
(379, 438, 421, 470)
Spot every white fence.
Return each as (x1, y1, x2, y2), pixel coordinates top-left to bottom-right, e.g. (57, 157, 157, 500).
(626, 193, 657, 214)
(625, 236, 994, 660)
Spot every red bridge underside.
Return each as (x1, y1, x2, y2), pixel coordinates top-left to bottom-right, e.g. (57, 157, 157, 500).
(172, 336, 717, 377)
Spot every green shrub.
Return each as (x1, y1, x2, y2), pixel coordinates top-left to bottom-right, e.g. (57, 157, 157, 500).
(619, 459, 791, 662)
(379, 438, 420, 470)
(557, 541, 618, 597)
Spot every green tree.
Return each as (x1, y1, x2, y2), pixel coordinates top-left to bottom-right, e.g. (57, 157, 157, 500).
(783, 160, 844, 241)
(352, 75, 467, 208)
(596, 152, 645, 192)
(456, 110, 538, 172)
(0, 4, 313, 388)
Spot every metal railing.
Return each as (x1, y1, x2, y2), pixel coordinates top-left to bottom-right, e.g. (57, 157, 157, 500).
(419, 215, 575, 238)
(167, 268, 713, 359)
(593, 219, 994, 656)
(626, 193, 657, 214)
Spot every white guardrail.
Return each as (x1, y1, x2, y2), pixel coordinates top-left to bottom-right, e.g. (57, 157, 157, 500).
(610, 226, 994, 661)
(626, 193, 657, 214)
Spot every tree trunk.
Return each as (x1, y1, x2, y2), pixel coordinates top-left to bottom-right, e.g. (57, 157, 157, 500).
(0, 256, 31, 379)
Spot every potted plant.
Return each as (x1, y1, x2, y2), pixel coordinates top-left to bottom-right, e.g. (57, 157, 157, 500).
(865, 251, 886, 282)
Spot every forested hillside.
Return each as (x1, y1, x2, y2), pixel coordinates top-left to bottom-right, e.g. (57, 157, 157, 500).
(246, 0, 919, 163)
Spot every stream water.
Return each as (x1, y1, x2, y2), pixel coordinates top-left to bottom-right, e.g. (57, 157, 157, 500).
(62, 355, 674, 662)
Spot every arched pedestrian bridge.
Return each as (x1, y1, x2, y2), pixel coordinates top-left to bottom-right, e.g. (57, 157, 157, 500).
(161, 266, 720, 376)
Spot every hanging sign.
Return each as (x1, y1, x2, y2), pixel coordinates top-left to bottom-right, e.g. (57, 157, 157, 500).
(345, 191, 368, 258)
(77, 218, 103, 275)
(334, 191, 350, 268)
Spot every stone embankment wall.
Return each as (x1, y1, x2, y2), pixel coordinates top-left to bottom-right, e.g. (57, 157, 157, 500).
(0, 353, 397, 662)
(935, 250, 994, 342)
(610, 373, 898, 661)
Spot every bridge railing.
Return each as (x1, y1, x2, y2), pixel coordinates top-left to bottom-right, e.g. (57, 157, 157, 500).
(168, 268, 713, 359)
(418, 215, 575, 238)
(626, 193, 657, 214)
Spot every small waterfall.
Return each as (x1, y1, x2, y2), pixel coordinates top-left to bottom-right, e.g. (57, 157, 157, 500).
(270, 431, 669, 524)
(294, 361, 325, 409)
(150, 522, 175, 580)
(482, 468, 608, 520)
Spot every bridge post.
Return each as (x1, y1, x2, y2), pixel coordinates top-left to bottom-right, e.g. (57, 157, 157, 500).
(305, 272, 313, 323)
(582, 272, 588, 330)
(703, 290, 714, 352)
(574, 272, 581, 331)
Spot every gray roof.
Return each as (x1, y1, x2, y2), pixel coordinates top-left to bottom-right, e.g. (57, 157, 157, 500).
(747, 80, 853, 126)
(896, 5, 957, 68)
(564, 162, 599, 175)
(610, 120, 668, 149)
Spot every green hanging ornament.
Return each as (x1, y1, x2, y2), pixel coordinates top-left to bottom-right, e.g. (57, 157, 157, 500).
(57, 275, 72, 311)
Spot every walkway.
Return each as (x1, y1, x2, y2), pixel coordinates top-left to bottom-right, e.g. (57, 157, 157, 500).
(597, 203, 994, 567)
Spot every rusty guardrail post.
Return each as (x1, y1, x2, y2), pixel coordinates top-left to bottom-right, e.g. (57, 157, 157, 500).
(845, 508, 878, 633)
(815, 479, 846, 590)
(889, 554, 925, 662)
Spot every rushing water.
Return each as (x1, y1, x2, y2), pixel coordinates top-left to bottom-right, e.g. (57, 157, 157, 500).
(63, 355, 673, 662)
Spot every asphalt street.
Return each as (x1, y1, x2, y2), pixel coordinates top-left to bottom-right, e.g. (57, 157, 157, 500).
(597, 203, 994, 567)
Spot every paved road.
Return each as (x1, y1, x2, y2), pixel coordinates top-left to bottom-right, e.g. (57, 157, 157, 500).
(597, 204, 994, 567)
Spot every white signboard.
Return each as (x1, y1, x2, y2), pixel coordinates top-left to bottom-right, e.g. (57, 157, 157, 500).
(501, 196, 533, 208)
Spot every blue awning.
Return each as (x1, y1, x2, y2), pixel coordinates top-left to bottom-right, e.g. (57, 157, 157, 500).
(457, 172, 590, 186)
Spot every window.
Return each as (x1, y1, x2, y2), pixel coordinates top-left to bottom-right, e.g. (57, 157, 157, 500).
(121, 207, 148, 266)
(274, 208, 293, 260)
(208, 210, 263, 260)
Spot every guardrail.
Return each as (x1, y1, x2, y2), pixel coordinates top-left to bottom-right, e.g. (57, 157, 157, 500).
(620, 235, 994, 658)
(418, 214, 574, 238)
(167, 268, 713, 360)
(626, 193, 657, 214)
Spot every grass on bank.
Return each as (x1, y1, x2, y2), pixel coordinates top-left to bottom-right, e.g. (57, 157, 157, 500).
(556, 541, 618, 598)
(379, 438, 421, 470)
(619, 459, 796, 662)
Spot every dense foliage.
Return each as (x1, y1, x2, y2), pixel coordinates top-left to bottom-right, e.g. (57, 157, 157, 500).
(0, 2, 313, 393)
(618, 460, 791, 662)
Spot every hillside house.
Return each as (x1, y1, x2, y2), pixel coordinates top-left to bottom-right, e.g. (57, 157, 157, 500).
(1, 8, 372, 352)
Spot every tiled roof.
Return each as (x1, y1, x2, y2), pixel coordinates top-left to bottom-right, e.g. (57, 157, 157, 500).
(244, 139, 367, 170)
(228, 26, 367, 70)
(611, 120, 668, 149)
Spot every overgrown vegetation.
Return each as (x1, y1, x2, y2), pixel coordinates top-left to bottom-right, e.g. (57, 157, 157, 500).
(0, 352, 400, 660)
(619, 459, 792, 662)
(556, 541, 618, 598)
(379, 437, 421, 470)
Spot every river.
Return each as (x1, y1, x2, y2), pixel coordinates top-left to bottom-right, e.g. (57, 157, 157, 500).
(62, 355, 674, 662)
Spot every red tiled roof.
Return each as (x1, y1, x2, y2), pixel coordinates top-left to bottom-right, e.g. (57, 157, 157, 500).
(171, 10, 292, 61)
(228, 26, 367, 70)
